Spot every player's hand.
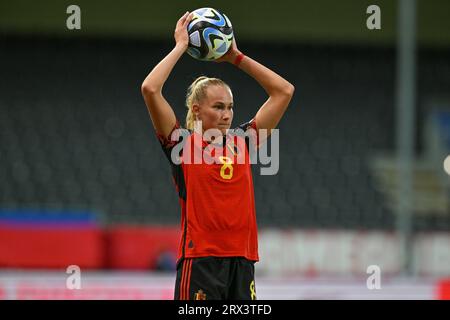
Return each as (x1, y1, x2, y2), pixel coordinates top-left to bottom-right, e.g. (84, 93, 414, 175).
(215, 37, 241, 64)
(174, 11, 193, 50)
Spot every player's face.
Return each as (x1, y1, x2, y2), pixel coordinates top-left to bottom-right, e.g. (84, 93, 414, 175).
(196, 85, 234, 134)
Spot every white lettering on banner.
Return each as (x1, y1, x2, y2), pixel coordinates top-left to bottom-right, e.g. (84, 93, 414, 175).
(415, 233, 450, 276)
(294, 231, 326, 274)
(258, 231, 404, 275)
(258, 230, 285, 274)
(332, 232, 354, 273)
(352, 233, 401, 274)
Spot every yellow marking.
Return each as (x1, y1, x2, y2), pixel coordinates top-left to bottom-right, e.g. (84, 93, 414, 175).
(219, 156, 233, 180)
(250, 280, 256, 300)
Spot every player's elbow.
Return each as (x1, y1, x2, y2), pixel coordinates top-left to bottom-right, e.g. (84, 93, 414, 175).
(141, 81, 160, 96)
(283, 83, 295, 98)
(273, 82, 295, 100)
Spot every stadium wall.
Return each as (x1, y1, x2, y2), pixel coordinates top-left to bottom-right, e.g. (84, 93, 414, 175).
(1, 226, 450, 277)
(1, 0, 450, 47)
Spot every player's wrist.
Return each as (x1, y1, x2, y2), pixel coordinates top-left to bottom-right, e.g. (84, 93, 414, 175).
(175, 41, 188, 52)
(233, 52, 245, 67)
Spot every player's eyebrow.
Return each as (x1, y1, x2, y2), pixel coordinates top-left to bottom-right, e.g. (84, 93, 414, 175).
(213, 102, 233, 107)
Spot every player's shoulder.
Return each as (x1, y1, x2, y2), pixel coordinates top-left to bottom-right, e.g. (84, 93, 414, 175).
(157, 120, 193, 148)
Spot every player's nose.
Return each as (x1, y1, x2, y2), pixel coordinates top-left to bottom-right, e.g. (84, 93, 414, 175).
(222, 110, 232, 121)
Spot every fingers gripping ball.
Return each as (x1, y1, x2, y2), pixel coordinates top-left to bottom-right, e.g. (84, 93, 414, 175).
(187, 8, 233, 61)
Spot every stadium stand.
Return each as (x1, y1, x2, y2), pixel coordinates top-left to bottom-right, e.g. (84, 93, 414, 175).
(1, 37, 449, 230)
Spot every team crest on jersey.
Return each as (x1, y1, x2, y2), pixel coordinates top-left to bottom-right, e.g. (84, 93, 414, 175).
(194, 289, 207, 300)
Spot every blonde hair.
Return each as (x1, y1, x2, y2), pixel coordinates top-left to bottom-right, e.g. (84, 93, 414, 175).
(185, 76, 230, 130)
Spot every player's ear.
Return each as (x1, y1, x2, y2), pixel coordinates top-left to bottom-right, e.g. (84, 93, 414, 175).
(192, 104, 200, 115)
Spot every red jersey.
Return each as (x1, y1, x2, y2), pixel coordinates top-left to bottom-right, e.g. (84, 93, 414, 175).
(157, 119, 259, 263)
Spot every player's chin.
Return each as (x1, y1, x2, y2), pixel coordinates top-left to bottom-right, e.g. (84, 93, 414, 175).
(217, 125, 230, 135)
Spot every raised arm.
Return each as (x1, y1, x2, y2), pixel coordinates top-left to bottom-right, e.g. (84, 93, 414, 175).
(217, 39, 295, 133)
(141, 12, 193, 139)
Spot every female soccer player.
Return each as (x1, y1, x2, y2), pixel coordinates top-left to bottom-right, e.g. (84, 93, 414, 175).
(141, 11, 294, 300)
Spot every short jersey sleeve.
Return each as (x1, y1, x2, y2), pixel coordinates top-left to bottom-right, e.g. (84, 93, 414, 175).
(155, 120, 189, 201)
(235, 118, 259, 153)
(156, 120, 183, 163)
